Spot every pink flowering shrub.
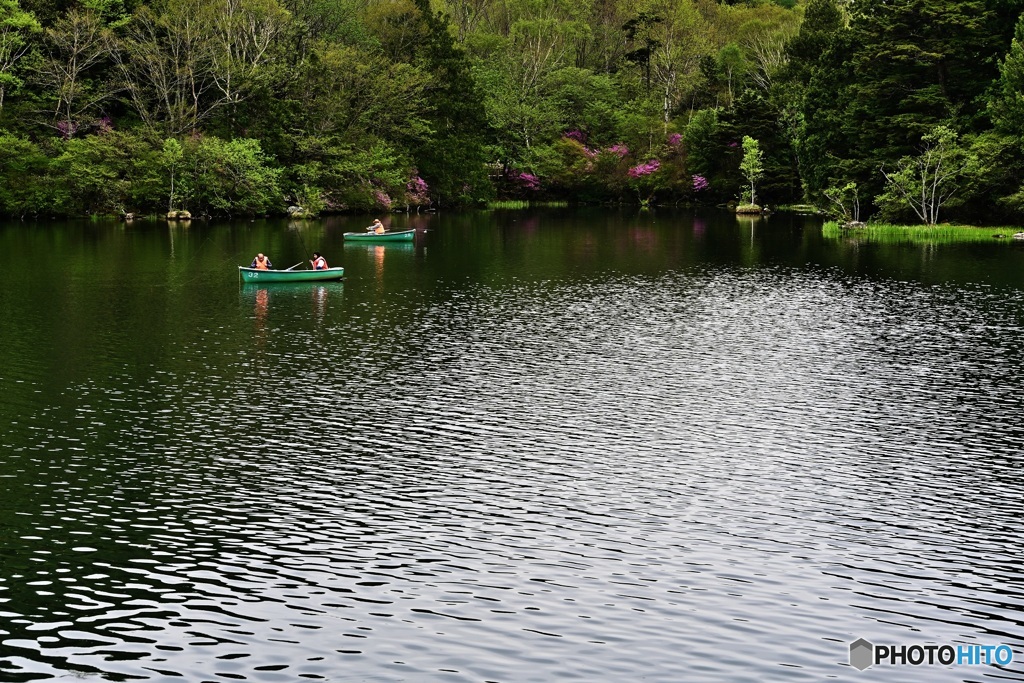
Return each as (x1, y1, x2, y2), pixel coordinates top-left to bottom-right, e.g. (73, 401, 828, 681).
(405, 175, 430, 206)
(374, 189, 392, 209)
(510, 170, 540, 191)
(564, 130, 587, 144)
(628, 159, 661, 178)
(607, 144, 629, 158)
(667, 133, 682, 147)
(56, 120, 78, 139)
(692, 175, 709, 192)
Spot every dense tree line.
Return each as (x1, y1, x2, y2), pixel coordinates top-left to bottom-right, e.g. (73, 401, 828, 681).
(1, 0, 1023, 221)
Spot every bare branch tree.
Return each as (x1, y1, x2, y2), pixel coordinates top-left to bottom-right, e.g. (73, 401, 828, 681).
(34, 9, 115, 136)
(112, 2, 224, 135)
(878, 126, 967, 225)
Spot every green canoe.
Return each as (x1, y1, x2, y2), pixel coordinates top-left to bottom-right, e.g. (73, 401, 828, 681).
(343, 229, 415, 242)
(238, 266, 345, 283)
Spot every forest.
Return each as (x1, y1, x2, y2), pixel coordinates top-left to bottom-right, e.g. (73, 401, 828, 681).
(1, 0, 1024, 223)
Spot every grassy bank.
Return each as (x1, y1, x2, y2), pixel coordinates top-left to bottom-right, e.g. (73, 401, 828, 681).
(822, 221, 1023, 244)
(487, 200, 571, 209)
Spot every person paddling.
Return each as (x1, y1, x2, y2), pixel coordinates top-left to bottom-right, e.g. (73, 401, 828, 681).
(310, 252, 328, 270)
(251, 253, 273, 270)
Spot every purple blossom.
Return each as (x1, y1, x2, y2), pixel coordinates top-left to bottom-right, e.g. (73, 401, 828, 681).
(692, 175, 709, 192)
(510, 170, 540, 191)
(607, 144, 629, 158)
(374, 190, 392, 209)
(408, 175, 428, 194)
(564, 129, 587, 143)
(56, 120, 78, 139)
(628, 159, 661, 178)
(406, 175, 430, 204)
(667, 133, 682, 147)
(728, 141, 739, 148)
(97, 116, 113, 133)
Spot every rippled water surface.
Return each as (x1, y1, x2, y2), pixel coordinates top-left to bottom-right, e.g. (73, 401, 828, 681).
(2, 210, 1024, 682)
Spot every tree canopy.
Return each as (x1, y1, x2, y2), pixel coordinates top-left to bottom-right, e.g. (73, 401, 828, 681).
(0, 0, 1022, 222)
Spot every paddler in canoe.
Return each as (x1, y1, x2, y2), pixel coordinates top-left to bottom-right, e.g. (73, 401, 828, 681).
(250, 253, 273, 269)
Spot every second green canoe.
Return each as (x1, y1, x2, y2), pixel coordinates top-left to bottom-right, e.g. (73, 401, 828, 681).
(343, 229, 415, 242)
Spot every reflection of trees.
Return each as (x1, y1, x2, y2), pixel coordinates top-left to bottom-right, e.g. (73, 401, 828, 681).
(407, 214, 434, 232)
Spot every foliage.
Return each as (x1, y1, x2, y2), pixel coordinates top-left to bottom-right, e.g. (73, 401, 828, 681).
(175, 135, 283, 216)
(875, 125, 969, 225)
(823, 181, 860, 222)
(0, 130, 51, 216)
(50, 129, 163, 215)
(0, 0, 41, 112)
(0, 0, 1023, 218)
(990, 12, 1024, 133)
(739, 135, 764, 205)
(821, 220, 1016, 243)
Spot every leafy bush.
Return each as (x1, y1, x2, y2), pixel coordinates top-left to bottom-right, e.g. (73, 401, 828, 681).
(176, 136, 284, 216)
(50, 129, 163, 216)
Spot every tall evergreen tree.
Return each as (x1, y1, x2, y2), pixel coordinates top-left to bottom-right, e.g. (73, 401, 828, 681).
(990, 12, 1024, 132)
(793, 0, 852, 201)
(409, 0, 491, 206)
(801, 0, 1002, 209)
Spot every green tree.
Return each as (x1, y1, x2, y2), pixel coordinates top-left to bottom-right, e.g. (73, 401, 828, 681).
(739, 134, 763, 205)
(0, 131, 51, 216)
(961, 131, 1024, 222)
(787, 0, 849, 201)
(716, 43, 745, 106)
(0, 0, 40, 112)
(408, 0, 491, 205)
(990, 12, 1024, 133)
(35, 8, 113, 137)
(800, 0, 1001, 208)
(823, 181, 860, 222)
(721, 88, 800, 205)
(875, 125, 969, 224)
(162, 137, 183, 212)
(183, 136, 283, 216)
(50, 129, 162, 215)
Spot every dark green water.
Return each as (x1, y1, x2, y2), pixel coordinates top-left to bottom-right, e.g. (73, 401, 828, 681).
(1, 209, 1023, 682)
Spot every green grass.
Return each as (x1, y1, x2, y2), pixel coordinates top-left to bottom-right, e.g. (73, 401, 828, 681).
(487, 200, 569, 209)
(822, 221, 1022, 244)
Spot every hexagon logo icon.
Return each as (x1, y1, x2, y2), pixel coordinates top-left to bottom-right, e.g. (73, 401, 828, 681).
(850, 638, 874, 671)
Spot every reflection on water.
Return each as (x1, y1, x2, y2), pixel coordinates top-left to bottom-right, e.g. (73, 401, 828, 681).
(1, 210, 1023, 682)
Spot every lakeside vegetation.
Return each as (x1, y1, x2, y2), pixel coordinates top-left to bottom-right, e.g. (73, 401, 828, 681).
(1, 0, 1024, 223)
(822, 221, 1024, 244)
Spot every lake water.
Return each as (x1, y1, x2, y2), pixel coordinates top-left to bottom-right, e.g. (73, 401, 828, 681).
(1, 209, 1023, 682)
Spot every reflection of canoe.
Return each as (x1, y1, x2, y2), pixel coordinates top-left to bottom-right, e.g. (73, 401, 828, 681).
(241, 281, 345, 294)
(343, 240, 414, 251)
(343, 229, 415, 242)
(238, 266, 344, 282)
